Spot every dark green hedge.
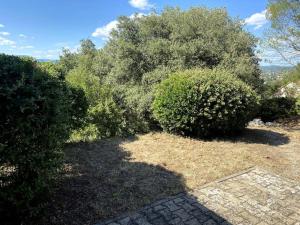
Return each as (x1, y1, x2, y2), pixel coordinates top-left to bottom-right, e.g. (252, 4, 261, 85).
(0, 54, 87, 222)
(258, 97, 298, 122)
(153, 69, 259, 137)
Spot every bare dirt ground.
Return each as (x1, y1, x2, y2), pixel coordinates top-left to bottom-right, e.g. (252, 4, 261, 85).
(44, 120, 300, 225)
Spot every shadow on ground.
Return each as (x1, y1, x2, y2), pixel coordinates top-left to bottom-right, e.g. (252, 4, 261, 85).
(42, 126, 290, 224)
(96, 192, 231, 225)
(42, 136, 232, 225)
(227, 128, 290, 146)
(43, 137, 184, 225)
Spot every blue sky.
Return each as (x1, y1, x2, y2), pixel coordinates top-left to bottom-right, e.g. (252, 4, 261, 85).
(0, 0, 284, 65)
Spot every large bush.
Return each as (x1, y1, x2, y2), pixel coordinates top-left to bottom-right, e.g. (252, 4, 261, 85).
(66, 56, 130, 140)
(258, 97, 298, 122)
(57, 7, 263, 136)
(0, 54, 87, 222)
(153, 69, 259, 136)
(106, 8, 262, 89)
(75, 7, 262, 132)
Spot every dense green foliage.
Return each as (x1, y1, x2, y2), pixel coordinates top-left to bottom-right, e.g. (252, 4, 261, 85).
(55, 7, 262, 140)
(258, 97, 298, 122)
(0, 54, 87, 222)
(38, 61, 64, 78)
(106, 8, 261, 88)
(104, 8, 262, 130)
(296, 97, 300, 115)
(63, 40, 143, 141)
(153, 69, 259, 136)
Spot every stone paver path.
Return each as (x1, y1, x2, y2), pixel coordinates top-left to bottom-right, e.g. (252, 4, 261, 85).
(96, 168, 300, 225)
(279, 139, 300, 181)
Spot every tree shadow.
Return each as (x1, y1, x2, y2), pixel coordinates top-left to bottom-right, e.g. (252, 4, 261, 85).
(233, 128, 290, 146)
(213, 127, 290, 146)
(98, 192, 232, 225)
(41, 136, 233, 225)
(43, 136, 186, 225)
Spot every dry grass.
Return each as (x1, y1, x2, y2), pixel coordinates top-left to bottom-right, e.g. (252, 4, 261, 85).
(45, 122, 300, 225)
(121, 124, 300, 188)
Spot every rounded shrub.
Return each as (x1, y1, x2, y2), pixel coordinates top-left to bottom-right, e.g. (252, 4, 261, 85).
(152, 69, 259, 136)
(0, 54, 87, 222)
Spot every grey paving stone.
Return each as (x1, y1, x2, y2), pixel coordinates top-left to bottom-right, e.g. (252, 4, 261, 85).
(150, 217, 167, 225)
(184, 218, 200, 225)
(95, 168, 300, 225)
(134, 217, 152, 225)
(153, 205, 166, 212)
(163, 200, 181, 211)
(158, 208, 174, 221)
(169, 217, 184, 225)
(142, 208, 160, 221)
(173, 209, 192, 222)
(173, 198, 185, 204)
(119, 217, 131, 225)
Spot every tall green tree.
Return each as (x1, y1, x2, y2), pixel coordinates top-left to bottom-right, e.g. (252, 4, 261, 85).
(100, 7, 263, 129)
(105, 7, 262, 90)
(59, 8, 265, 138)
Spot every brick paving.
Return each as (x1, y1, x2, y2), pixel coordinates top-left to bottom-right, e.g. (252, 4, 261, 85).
(95, 168, 300, 225)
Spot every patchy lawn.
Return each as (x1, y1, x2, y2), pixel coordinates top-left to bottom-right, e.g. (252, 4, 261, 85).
(44, 122, 300, 225)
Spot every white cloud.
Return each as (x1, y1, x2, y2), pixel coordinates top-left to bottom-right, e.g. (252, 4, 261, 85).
(0, 24, 4, 28)
(92, 13, 146, 39)
(19, 34, 27, 38)
(0, 36, 15, 46)
(0, 32, 10, 36)
(244, 10, 268, 29)
(92, 20, 118, 39)
(129, 0, 153, 10)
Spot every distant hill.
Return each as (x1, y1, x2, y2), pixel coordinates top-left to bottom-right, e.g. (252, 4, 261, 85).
(37, 59, 58, 63)
(260, 65, 293, 81)
(260, 65, 293, 73)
